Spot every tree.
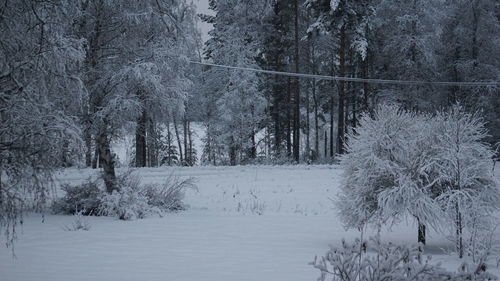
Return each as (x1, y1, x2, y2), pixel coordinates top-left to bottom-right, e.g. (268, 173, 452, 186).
(307, 0, 376, 155)
(338, 103, 500, 251)
(372, 0, 444, 110)
(433, 105, 500, 258)
(0, 0, 84, 246)
(438, 0, 500, 146)
(200, 0, 268, 165)
(338, 104, 442, 244)
(77, 0, 198, 189)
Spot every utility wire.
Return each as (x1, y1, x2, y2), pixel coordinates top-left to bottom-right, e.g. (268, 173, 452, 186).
(189, 61, 500, 87)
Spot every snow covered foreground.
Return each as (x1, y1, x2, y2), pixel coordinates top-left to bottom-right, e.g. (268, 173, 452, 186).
(1, 165, 499, 281)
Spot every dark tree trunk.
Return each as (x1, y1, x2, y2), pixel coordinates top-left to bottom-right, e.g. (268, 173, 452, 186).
(183, 116, 188, 166)
(292, 0, 300, 162)
(286, 77, 292, 157)
(147, 118, 158, 167)
(362, 59, 370, 112)
(418, 219, 426, 245)
(188, 121, 193, 166)
(305, 16, 312, 161)
(135, 108, 147, 167)
(324, 130, 328, 158)
(456, 203, 464, 258)
(84, 117, 92, 167)
(206, 124, 212, 165)
(166, 121, 172, 166)
(330, 85, 335, 158)
(330, 52, 335, 158)
(313, 77, 319, 160)
(311, 42, 319, 160)
(97, 121, 117, 194)
(229, 137, 236, 166)
(351, 54, 357, 129)
(337, 25, 347, 155)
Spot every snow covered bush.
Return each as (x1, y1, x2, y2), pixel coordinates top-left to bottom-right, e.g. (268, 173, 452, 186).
(98, 173, 156, 220)
(62, 210, 91, 231)
(311, 235, 498, 281)
(338, 103, 500, 251)
(338, 104, 442, 243)
(142, 174, 197, 212)
(52, 178, 103, 216)
(432, 106, 500, 258)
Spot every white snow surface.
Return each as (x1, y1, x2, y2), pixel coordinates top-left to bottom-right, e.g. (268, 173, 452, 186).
(1, 165, 499, 281)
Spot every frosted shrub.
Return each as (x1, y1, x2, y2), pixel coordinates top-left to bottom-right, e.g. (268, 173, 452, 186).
(52, 178, 103, 215)
(338, 103, 500, 251)
(62, 210, 91, 231)
(311, 235, 498, 281)
(432, 106, 500, 258)
(142, 174, 197, 212)
(338, 104, 442, 243)
(99, 173, 155, 220)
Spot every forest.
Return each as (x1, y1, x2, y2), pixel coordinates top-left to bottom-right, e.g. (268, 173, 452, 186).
(1, 0, 499, 280)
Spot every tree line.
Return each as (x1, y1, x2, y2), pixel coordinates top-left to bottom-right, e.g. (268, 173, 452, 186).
(197, 0, 499, 165)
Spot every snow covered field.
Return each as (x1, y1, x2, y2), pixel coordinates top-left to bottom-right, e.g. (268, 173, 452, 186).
(1, 165, 499, 281)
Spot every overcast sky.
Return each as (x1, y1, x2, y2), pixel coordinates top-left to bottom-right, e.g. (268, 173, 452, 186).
(194, 0, 214, 43)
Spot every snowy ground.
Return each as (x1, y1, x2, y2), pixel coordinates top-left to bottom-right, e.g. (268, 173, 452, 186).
(1, 165, 499, 281)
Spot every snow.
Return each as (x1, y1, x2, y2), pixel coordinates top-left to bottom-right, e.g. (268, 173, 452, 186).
(1, 165, 499, 281)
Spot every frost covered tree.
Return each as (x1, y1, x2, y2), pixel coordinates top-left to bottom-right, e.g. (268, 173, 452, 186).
(307, 0, 376, 155)
(77, 0, 199, 190)
(0, 0, 85, 246)
(338, 103, 500, 252)
(338, 104, 442, 244)
(432, 106, 500, 258)
(200, 0, 268, 165)
(438, 0, 500, 146)
(372, 0, 445, 110)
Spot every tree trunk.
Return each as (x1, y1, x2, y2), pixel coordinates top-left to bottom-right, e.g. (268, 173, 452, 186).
(286, 77, 292, 157)
(166, 121, 172, 166)
(188, 121, 193, 166)
(229, 137, 236, 166)
(313, 77, 319, 160)
(173, 114, 184, 164)
(292, 0, 300, 162)
(324, 130, 328, 158)
(206, 123, 212, 165)
(183, 115, 188, 166)
(311, 42, 319, 161)
(337, 25, 347, 155)
(456, 203, 464, 258)
(305, 17, 311, 161)
(147, 118, 158, 167)
(135, 108, 147, 167)
(92, 141, 99, 169)
(418, 218, 426, 245)
(84, 117, 92, 167)
(97, 121, 117, 193)
(362, 59, 370, 112)
(351, 54, 357, 129)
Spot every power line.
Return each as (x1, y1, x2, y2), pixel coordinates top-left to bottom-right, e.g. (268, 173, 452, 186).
(189, 61, 500, 87)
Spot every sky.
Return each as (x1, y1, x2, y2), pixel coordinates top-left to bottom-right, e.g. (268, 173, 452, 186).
(194, 0, 214, 43)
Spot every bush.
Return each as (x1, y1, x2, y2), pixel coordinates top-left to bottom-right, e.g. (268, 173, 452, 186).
(338, 104, 500, 254)
(62, 210, 91, 231)
(142, 174, 197, 212)
(311, 235, 498, 281)
(98, 172, 156, 220)
(52, 178, 103, 215)
(53, 171, 196, 221)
